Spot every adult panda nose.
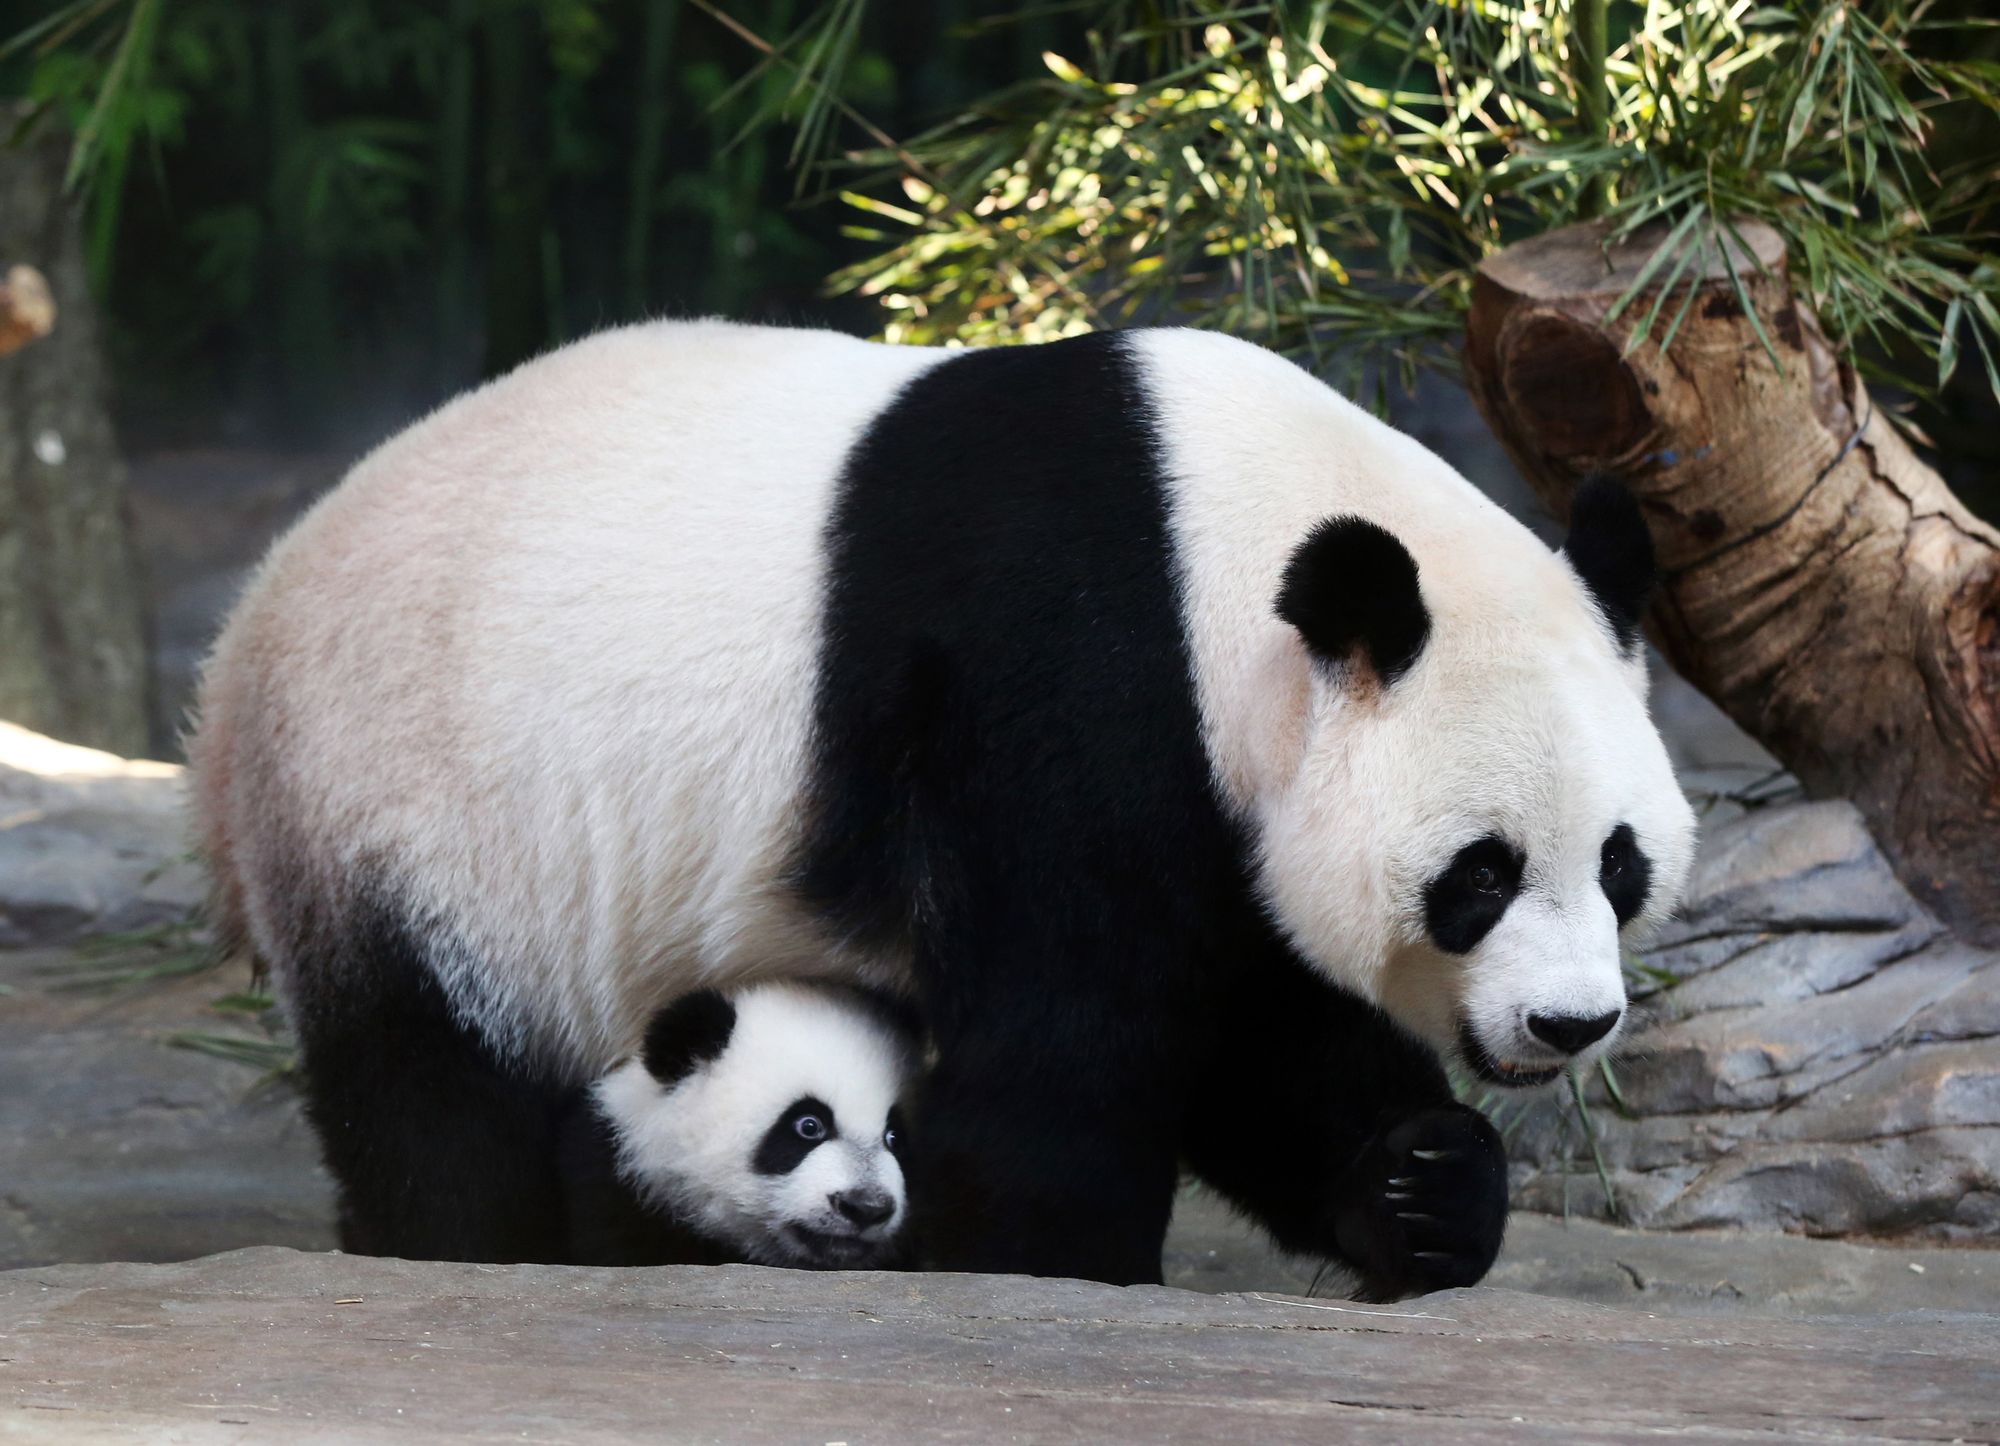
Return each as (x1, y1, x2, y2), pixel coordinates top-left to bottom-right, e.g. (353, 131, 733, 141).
(1527, 1008, 1622, 1055)
(831, 1187, 895, 1229)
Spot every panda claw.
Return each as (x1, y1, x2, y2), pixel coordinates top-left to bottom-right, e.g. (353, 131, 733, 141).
(1409, 1149, 1454, 1162)
(1413, 1251, 1455, 1263)
(1387, 1176, 1418, 1189)
(1395, 1211, 1441, 1225)
(1384, 1190, 1415, 1203)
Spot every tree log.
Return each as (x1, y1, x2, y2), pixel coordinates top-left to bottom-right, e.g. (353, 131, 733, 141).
(1464, 220, 2000, 944)
(0, 264, 55, 355)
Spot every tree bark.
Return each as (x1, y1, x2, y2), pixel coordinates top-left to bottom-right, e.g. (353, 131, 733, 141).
(0, 122, 150, 758)
(1464, 219, 2000, 944)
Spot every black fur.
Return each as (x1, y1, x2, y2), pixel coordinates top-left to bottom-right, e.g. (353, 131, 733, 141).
(1562, 478, 1655, 652)
(1328, 1105, 1509, 1302)
(553, 1091, 736, 1267)
(799, 330, 1501, 1292)
(752, 1097, 836, 1175)
(1179, 941, 1509, 1301)
(1275, 516, 1431, 682)
(1423, 835, 1526, 955)
(282, 888, 570, 1263)
(1600, 822, 1653, 926)
(641, 989, 737, 1088)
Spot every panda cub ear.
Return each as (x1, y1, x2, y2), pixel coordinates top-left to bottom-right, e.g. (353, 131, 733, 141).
(641, 989, 737, 1090)
(1561, 478, 1655, 653)
(1275, 516, 1431, 684)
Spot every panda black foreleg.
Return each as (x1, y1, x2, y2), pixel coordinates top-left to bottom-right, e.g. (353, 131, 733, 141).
(1179, 944, 1508, 1301)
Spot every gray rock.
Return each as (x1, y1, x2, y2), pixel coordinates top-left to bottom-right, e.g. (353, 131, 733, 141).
(1659, 800, 1927, 938)
(0, 722, 202, 947)
(1906, 954, 2000, 1041)
(0, 944, 332, 1272)
(1508, 797, 2000, 1239)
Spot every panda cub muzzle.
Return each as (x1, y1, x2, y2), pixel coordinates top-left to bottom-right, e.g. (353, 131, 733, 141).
(750, 1090, 910, 1267)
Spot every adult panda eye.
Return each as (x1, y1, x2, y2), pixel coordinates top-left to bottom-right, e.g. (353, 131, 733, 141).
(1424, 835, 1524, 956)
(1599, 822, 1653, 927)
(794, 1114, 826, 1142)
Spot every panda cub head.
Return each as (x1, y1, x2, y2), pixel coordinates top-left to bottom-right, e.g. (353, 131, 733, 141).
(593, 982, 916, 1269)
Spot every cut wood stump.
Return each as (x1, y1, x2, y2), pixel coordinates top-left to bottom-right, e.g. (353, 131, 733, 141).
(0, 264, 53, 355)
(1464, 220, 2000, 944)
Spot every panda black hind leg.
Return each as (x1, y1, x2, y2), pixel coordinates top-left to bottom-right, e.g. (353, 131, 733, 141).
(798, 334, 1211, 1285)
(1180, 937, 1508, 1302)
(905, 928, 1187, 1285)
(281, 893, 569, 1263)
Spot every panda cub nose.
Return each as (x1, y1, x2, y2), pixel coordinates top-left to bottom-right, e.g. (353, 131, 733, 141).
(831, 1188, 895, 1229)
(1527, 1008, 1622, 1055)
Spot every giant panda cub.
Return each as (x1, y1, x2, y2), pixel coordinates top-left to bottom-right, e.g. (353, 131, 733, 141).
(557, 982, 918, 1269)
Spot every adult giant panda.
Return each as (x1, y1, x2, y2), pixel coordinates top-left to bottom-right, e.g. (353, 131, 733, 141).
(191, 321, 1696, 1295)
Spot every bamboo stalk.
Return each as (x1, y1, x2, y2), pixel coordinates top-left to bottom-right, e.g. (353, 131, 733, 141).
(1573, 0, 1611, 217)
(623, 0, 681, 316)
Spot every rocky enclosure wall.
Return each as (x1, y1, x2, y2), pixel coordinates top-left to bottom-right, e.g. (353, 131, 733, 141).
(2, 721, 1994, 1242)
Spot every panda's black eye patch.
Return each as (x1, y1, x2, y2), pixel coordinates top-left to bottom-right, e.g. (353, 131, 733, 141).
(1424, 835, 1525, 955)
(754, 1096, 837, 1175)
(1600, 823, 1652, 927)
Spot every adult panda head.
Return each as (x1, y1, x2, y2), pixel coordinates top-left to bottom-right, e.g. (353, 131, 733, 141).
(1259, 478, 1697, 1088)
(591, 982, 917, 1267)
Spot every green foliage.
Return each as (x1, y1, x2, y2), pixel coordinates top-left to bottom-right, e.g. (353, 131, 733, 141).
(0, 0, 968, 441)
(45, 915, 212, 991)
(167, 1028, 297, 1081)
(829, 1, 2000, 408)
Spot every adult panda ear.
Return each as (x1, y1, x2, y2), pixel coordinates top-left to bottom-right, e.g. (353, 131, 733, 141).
(641, 989, 737, 1089)
(1561, 478, 1655, 653)
(1275, 516, 1431, 684)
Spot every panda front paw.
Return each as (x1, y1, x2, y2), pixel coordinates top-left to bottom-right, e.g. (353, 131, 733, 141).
(1332, 1104, 1508, 1303)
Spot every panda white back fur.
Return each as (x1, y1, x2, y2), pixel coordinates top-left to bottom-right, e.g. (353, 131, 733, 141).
(192, 321, 1695, 1291)
(561, 982, 914, 1269)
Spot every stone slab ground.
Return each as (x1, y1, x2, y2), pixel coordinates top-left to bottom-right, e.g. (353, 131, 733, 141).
(4, 1247, 1997, 1444)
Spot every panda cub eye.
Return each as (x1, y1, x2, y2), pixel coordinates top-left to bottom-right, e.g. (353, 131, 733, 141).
(884, 1105, 907, 1155)
(753, 1096, 839, 1175)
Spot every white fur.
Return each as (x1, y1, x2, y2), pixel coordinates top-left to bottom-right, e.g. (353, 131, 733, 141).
(194, 321, 944, 1071)
(593, 983, 913, 1267)
(1134, 329, 1697, 1077)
